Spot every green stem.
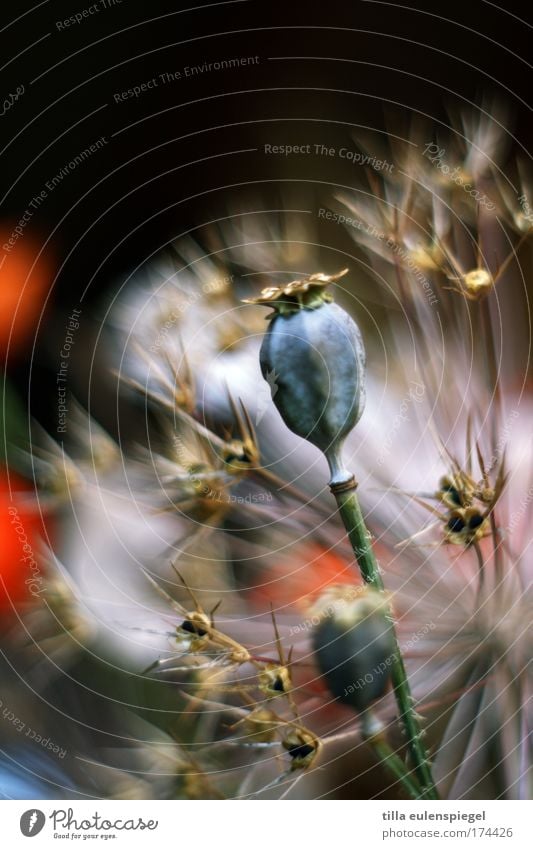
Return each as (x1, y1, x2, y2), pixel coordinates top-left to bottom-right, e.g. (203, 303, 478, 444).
(332, 483, 439, 800)
(361, 710, 421, 799)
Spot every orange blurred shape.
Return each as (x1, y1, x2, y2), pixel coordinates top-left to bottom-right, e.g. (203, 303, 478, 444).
(0, 471, 49, 612)
(245, 544, 360, 612)
(0, 230, 54, 359)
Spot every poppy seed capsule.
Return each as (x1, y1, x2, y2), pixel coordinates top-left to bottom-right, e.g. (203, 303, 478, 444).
(244, 269, 365, 485)
(311, 587, 395, 713)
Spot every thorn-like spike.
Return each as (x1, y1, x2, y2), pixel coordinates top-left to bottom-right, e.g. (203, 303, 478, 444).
(141, 658, 163, 675)
(169, 563, 202, 612)
(140, 567, 185, 614)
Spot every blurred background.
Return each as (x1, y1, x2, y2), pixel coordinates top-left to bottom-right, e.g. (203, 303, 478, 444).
(1, 0, 531, 800)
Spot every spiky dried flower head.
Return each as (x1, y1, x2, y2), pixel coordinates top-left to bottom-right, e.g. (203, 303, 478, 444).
(462, 268, 494, 296)
(389, 436, 507, 551)
(311, 585, 395, 713)
(221, 437, 260, 472)
(238, 708, 281, 744)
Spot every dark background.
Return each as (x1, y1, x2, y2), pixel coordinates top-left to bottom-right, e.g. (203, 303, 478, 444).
(1, 0, 531, 427)
(0, 0, 530, 800)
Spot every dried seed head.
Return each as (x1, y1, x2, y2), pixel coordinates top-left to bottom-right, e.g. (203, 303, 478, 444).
(513, 209, 533, 233)
(437, 475, 467, 508)
(180, 616, 210, 637)
(245, 269, 366, 485)
(463, 268, 494, 297)
(308, 582, 368, 623)
(406, 243, 445, 272)
(312, 586, 395, 713)
(241, 708, 280, 743)
(243, 268, 348, 314)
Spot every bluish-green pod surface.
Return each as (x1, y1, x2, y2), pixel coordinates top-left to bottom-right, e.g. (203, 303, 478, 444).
(259, 300, 365, 484)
